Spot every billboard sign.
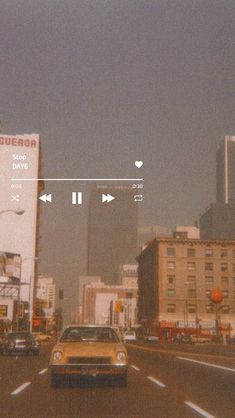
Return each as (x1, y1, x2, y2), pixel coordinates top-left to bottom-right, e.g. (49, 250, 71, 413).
(0, 252, 21, 283)
(0, 133, 40, 300)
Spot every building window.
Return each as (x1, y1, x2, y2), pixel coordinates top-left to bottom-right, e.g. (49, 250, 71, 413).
(187, 262, 196, 271)
(187, 304, 196, 313)
(205, 276, 214, 285)
(167, 261, 175, 270)
(187, 248, 195, 257)
(221, 249, 228, 258)
(221, 263, 228, 272)
(222, 290, 229, 299)
(167, 275, 175, 285)
(221, 305, 230, 314)
(205, 289, 211, 298)
(167, 289, 176, 297)
(232, 264, 235, 272)
(205, 248, 213, 257)
(187, 288, 197, 298)
(187, 276, 196, 286)
(232, 290, 235, 299)
(167, 304, 176, 313)
(206, 304, 214, 313)
(221, 277, 229, 287)
(205, 263, 213, 271)
(232, 250, 235, 258)
(167, 247, 175, 257)
(233, 278, 235, 286)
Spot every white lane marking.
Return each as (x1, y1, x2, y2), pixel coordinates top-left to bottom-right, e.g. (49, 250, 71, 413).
(177, 356, 235, 373)
(131, 365, 140, 371)
(147, 376, 166, 388)
(11, 382, 31, 395)
(38, 368, 48, 375)
(185, 401, 216, 418)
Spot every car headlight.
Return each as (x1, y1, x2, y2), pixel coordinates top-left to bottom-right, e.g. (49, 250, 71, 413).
(116, 351, 126, 361)
(53, 351, 63, 361)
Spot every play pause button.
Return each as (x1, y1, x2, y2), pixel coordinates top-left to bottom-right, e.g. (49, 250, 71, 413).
(72, 192, 82, 205)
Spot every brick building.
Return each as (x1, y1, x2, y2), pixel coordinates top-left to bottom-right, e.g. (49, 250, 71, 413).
(137, 237, 235, 341)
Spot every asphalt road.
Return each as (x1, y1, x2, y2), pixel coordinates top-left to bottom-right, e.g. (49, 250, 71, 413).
(0, 342, 235, 418)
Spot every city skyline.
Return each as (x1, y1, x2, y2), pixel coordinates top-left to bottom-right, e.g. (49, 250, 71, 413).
(0, 0, 235, 321)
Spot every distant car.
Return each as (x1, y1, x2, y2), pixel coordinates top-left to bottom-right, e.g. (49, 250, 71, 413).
(1, 332, 40, 355)
(32, 332, 52, 342)
(191, 335, 211, 343)
(228, 336, 235, 344)
(49, 325, 128, 387)
(123, 331, 136, 343)
(173, 334, 192, 344)
(144, 335, 159, 343)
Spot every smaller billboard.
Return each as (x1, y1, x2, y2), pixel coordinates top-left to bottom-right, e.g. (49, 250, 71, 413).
(0, 305, 8, 318)
(0, 252, 21, 283)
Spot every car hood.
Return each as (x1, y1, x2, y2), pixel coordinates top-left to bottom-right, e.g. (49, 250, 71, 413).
(52, 342, 125, 356)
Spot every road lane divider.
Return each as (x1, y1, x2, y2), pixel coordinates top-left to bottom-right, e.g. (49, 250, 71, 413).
(177, 356, 235, 373)
(131, 365, 140, 371)
(11, 382, 31, 395)
(38, 368, 48, 375)
(185, 401, 216, 418)
(147, 376, 166, 388)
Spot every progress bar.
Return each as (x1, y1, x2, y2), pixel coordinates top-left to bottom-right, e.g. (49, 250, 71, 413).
(11, 178, 143, 182)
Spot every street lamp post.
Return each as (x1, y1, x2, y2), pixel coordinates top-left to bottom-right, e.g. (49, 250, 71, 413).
(209, 288, 223, 344)
(18, 257, 38, 333)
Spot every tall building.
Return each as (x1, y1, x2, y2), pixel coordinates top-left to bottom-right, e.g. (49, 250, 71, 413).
(200, 136, 235, 240)
(87, 185, 138, 285)
(36, 276, 56, 311)
(0, 133, 42, 329)
(200, 203, 235, 240)
(216, 136, 235, 204)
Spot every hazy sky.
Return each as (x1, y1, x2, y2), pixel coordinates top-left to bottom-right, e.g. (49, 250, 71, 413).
(1, 0, 235, 320)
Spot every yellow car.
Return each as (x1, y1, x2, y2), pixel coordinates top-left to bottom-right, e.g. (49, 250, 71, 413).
(49, 325, 128, 387)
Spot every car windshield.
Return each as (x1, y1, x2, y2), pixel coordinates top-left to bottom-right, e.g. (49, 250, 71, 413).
(8, 333, 32, 339)
(60, 327, 120, 343)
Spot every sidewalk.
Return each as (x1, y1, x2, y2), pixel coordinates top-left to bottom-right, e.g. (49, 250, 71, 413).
(137, 341, 235, 357)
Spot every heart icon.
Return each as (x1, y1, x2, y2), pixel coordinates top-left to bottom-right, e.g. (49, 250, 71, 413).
(135, 160, 143, 168)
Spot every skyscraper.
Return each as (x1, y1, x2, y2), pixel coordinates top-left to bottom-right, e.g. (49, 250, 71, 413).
(87, 185, 138, 285)
(216, 136, 235, 204)
(200, 135, 235, 239)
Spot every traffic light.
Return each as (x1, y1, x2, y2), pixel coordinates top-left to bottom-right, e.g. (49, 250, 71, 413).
(115, 301, 123, 313)
(18, 302, 24, 319)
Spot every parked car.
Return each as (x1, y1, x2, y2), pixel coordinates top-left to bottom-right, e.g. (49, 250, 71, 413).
(228, 335, 235, 344)
(144, 335, 159, 343)
(32, 332, 52, 342)
(49, 325, 128, 387)
(172, 334, 192, 344)
(0, 332, 40, 355)
(123, 330, 137, 343)
(191, 335, 211, 343)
